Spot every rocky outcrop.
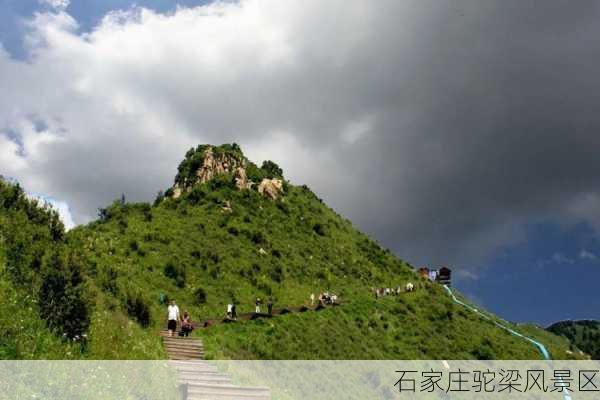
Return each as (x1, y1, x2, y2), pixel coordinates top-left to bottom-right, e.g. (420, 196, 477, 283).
(221, 200, 232, 213)
(170, 144, 284, 201)
(196, 147, 244, 184)
(234, 166, 251, 190)
(258, 178, 284, 199)
(172, 184, 183, 199)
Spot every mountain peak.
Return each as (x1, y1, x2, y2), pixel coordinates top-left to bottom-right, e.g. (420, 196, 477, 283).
(169, 143, 284, 199)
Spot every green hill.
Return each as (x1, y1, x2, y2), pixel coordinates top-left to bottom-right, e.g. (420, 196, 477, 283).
(547, 320, 600, 359)
(0, 144, 581, 359)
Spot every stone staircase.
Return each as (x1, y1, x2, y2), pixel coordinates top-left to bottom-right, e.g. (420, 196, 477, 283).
(161, 331, 271, 400)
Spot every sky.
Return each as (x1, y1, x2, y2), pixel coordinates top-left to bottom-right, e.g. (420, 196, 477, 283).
(0, 0, 599, 326)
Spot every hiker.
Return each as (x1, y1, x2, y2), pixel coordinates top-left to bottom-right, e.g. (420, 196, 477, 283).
(406, 282, 414, 292)
(231, 302, 237, 320)
(226, 303, 233, 319)
(181, 311, 193, 337)
(310, 293, 315, 305)
(166, 299, 180, 337)
(255, 298, 261, 313)
(267, 297, 273, 315)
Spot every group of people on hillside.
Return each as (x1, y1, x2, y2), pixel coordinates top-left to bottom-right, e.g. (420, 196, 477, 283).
(225, 297, 275, 320)
(166, 300, 194, 337)
(373, 283, 415, 298)
(310, 291, 338, 306)
(167, 291, 341, 334)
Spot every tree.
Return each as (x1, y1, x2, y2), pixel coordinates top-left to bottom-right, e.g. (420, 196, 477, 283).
(261, 160, 283, 179)
(38, 250, 89, 339)
(153, 190, 165, 206)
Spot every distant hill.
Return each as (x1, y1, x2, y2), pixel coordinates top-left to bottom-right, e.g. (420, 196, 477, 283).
(547, 320, 600, 359)
(0, 144, 581, 359)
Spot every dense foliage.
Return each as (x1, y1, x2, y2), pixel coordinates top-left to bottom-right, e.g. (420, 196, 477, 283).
(0, 178, 85, 357)
(548, 320, 600, 359)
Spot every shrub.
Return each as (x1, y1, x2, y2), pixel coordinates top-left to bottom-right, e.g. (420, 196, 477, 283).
(194, 287, 207, 305)
(313, 223, 327, 236)
(261, 160, 283, 179)
(129, 240, 139, 252)
(270, 265, 285, 283)
(250, 230, 267, 245)
(38, 250, 90, 339)
(164, 261, 186, 288)
(125, 290, 151, 328)
(100, 266, 118, 295)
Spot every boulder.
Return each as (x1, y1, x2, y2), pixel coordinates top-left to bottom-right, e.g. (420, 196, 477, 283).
(173, 184, 183, 199)
(234, 166, 250, 190)
(258, 178, 283, 200)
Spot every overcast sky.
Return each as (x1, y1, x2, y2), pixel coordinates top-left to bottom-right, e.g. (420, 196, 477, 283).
(1, 0, 599, 324)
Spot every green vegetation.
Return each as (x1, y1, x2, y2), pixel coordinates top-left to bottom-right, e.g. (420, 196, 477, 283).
(0, 144, 583, 359)
(547, 320, 600, 359)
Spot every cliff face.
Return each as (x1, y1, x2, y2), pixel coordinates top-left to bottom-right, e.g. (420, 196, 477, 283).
(170, 144, 283, 199)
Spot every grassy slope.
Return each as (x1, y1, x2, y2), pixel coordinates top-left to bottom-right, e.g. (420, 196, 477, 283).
(69, 179, 578, 360)
(0, 144, 580, 360)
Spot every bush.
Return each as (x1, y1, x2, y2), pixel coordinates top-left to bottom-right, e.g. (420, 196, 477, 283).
(125, 290, 151, 328)
(38, 250, 90, 339)
(100, 266, 118, 295)
(313, 223, 327, 236)
(194, 287, 207, 305)
(250, 230, 267, 245)
(129, 240, 139, 252)
(164, 261, 186, 288)
(270, 265, 285, 283)
(261, 160, 283, 179)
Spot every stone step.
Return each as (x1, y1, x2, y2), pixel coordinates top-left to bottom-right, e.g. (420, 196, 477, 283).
(169, 352, 204, 358)
(171, 364, 217, 371)
(162, 334, 202, 340)
(169, 355, 204, 359)
(168, 354, 204, 360)
(169, 355, 205, 360)
(176, 370, 223, 376)
(178, 371, 230, 378)
(169, 360, 214, 367)
(165, 346, 204, 354)
(163, 337, 203, 344)
(160, 332, 200, 339)
(186, 383, 270, 398)
(187, 394, 270, 400)
(162, 337, 202, 344)
(170, 356, 203, 360)
(164, 344, 204, 351)
(178, 376, 232, 385)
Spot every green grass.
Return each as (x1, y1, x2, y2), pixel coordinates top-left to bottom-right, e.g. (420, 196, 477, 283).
(0, 145, 584, 360)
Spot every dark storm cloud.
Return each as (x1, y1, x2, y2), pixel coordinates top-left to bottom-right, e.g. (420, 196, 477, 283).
(1, 0, 600, 269)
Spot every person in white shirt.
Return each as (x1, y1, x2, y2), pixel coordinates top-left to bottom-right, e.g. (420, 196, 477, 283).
(167, 300, 180, 337)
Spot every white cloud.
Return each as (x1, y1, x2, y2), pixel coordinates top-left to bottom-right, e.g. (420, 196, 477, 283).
(1, 1, 600, 270)
(537, 252, 576, 267)
(579, 249, 598, 261)
(38, 0, 70, 11)
(552, 253, 574, 265)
